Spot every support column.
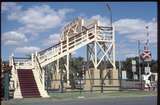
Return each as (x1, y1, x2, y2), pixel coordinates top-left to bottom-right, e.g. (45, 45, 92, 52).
(53, 59, 60, 89)
(66, 54, 70, 85)
(112, 26, 116, 70)
(94, 41, 98, 89)
(66, 35, 70, 86)
(56, 59, 59, 78)
(94, 41, 97, 70)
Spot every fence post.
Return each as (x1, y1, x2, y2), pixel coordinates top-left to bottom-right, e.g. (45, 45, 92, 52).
(46, 70, 49, 93)
(118, 61, 122, 91)
(101, 70, 103, 93)
(91, 79, 93, 93)
(4, 72, 9, 100)
(101, 78, 103, 93)
(80, 78, 82, 95)
(60, 69, 64, 93)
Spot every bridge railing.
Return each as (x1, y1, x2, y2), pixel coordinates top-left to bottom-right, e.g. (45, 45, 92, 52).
(96, 26, 113, 41)
(35, 19, 114, 68)
(34, 54, 44, 84)
(9, 56, 20, 91)
(37, 25, 97, 65)
(13, 57, 32, 69)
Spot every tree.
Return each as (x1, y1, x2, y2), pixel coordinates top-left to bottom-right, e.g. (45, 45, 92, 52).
(120, 56, 139, 80)
(69, 57, 84, 88)
(118, 56, 157, 80)
(151, 60, 157, 73)
(25, 54, 31, 59)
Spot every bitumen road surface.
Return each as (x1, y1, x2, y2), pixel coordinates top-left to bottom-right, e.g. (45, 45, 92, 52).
(2, 96, 157, 105)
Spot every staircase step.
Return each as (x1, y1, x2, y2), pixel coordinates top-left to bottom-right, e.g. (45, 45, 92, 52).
(19, 81, 37, 83)
(18, 75, 34, 77)
(21, 88, 39, 91)
(21, 88, 40, 90)
(18, 75, 33, 76)
(19, 81, 36, 83)
(22, 94, 41, 96)
(20, 83, 37, 85)
(23, 95, 41, 98)
(19, 79, 36, 81)
(21, 91, 40, 94)
(21, 92, 40, 94)
(17, 69, 41, 98)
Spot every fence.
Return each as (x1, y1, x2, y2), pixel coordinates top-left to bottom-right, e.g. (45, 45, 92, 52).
(45, 78, 145, 93)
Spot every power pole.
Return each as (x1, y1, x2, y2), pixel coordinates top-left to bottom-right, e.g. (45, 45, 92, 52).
(138, 40, 142, 89)
(119, 60, 122, 90)
(106, 3, 112, 26)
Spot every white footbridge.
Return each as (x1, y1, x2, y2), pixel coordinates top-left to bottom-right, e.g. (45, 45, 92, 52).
(9, 17, 116, 98)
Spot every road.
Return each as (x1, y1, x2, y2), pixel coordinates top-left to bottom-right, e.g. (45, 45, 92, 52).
(2, 96, 157, 105)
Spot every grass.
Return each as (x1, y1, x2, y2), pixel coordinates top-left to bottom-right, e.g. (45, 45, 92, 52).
(1, 90, 157, 105)
(48, 90, 157, 100)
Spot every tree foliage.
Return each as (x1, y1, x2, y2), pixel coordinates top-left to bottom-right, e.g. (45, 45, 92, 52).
(116, 57, 157, 79)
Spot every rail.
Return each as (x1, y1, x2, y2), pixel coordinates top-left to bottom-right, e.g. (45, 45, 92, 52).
(35, 56, 43, 84)
(11, 57, 19, 90)
(13, 57, 32, 68)
(37, 25, 97, 66)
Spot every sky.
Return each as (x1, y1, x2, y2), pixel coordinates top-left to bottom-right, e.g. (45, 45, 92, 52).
(1, 2, 157, 61)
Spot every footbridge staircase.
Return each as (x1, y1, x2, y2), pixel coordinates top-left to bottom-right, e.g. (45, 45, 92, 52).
(9, 17, 116, 98)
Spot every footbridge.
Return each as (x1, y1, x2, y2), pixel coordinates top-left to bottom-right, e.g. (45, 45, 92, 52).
(9, 17, 116, 98)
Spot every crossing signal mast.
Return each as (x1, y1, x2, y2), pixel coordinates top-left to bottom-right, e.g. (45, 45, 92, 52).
(140, 26, 152, 63)
(140, 26, 152, 75)
(140, 26, 153, 89)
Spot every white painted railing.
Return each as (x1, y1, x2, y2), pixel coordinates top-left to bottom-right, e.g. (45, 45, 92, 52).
(9, 55, 23, 98)
(34, 54, 44, 85)
(9, 56, 17, 90)
(32, 54, 49, 97)
(10, 54, 49, 98)
(37, 25, 97, 67)
(13, 58, 32, 69)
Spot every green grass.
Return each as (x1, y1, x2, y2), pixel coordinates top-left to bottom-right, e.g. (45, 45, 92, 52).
(48, 90, 157, 100)
(1, 91, 157, 105)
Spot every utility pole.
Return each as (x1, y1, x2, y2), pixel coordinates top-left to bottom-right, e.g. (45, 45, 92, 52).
(119, 59, 122, 90)
(138, 40, 142, 89)
(106, 3, 112, 26)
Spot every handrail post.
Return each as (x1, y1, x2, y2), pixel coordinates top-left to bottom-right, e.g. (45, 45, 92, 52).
(66, 35, 70, 85)
(17, 62, 20, 69)
(35, 52, 45, 90)
(31, 53, 34, 68)
(61, 40, 63, 53)
(94, 24, 97, 40)
(35, 51, 38, 56)
(87, 30, 89, 40)
(42, 68, 45, 90)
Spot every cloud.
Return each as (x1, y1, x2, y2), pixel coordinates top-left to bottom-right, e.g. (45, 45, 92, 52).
(15, 46, 40, 54)
(90, 15, 110, 26)
(2, 4, 74, 57)
(7, 5, 74, 36)
(114, 18, 157, 43)
(2, 31, 28, 45)
(1, 2, 17, 12)
(43, 33, 60, 46)
(88, 15, 157, 44)
(116, 41, 137, 60)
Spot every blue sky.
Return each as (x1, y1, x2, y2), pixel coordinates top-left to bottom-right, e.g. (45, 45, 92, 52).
(1, 2, 157, 61)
